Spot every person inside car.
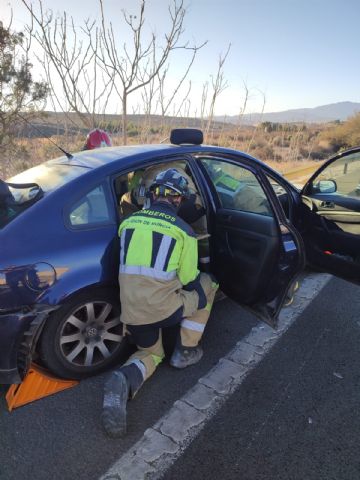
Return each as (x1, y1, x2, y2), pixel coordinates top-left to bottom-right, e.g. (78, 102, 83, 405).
(101, 168, 218, 438)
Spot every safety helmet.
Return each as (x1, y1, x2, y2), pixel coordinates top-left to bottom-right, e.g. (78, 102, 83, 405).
(84, 129, 112, 150)
(150, 168, 190, 199)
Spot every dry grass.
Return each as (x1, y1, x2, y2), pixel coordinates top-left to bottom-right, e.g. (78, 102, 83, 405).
(267, 158, 322, 174)
(3, 121, 328, 178)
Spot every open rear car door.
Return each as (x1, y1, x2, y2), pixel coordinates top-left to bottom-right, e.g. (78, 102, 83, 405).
(300, 148, 360, 284)
(192, 154, 306, 328)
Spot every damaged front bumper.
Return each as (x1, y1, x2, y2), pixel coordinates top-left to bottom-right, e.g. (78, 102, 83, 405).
(0, 305, 56, 384)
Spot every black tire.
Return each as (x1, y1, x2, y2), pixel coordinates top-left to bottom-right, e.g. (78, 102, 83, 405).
(39, 288, 130, 380)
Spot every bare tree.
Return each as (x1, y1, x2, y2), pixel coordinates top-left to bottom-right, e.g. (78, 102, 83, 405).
(231, 81, 250, 149)
(139, 66, 162, 143)
(157, 45, 198, 118)
(21, 0, 115, 130)
(246, 89, 266, 152)
(287, 123, 305, 162)
(204, 43, 231, 139)
(200, 81, 209, 131)
(95, 0, 206, 144)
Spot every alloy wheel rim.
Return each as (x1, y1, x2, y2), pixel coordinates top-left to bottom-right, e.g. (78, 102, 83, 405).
(59, 301, 122, 368)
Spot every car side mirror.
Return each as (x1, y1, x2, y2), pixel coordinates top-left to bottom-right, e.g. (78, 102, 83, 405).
(312, 179, 337, 194)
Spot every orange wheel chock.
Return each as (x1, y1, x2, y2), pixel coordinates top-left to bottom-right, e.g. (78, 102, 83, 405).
(5, 363, 78, 412)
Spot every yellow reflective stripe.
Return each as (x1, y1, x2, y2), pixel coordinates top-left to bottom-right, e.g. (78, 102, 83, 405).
(151, 353, 164, 367)
(205, 302, 212, 312)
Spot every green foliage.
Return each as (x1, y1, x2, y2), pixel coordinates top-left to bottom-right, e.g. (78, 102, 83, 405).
(260, 122, 278, 133)
(126, 122, 140, 137)
(0, 22, 48, 175)
(260, 122, 307, 133)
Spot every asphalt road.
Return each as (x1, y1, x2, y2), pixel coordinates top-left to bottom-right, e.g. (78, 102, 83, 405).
(0, 294, 257, 480)
(164, 276, 360, 480)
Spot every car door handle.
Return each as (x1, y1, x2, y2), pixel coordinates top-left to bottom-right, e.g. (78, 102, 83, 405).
(320, 201, 335, 208)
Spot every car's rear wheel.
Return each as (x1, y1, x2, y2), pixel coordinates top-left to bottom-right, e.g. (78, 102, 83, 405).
(39, 289, 130, 380)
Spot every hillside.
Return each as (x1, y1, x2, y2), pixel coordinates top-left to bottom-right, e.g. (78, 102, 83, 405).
(15, 101, 360, 139)
(15, 112, 207, 137)
(216, 101, 360, 125)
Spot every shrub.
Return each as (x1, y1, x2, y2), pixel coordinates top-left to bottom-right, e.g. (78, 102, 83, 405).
(249, 144, 275, 161)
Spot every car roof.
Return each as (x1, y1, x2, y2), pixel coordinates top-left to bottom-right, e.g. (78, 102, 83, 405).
(44, 142, 290, 189)
(50, 144, 180, 170)
(50, 143, 274, 172)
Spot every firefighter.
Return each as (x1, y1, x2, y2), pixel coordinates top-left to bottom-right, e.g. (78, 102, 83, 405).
(83, 128, 112, 150)
(102, 168, 218, 438)
(120, 162, 210, 270)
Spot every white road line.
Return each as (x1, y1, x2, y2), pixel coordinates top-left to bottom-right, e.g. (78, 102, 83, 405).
(100, 273, 332, 480)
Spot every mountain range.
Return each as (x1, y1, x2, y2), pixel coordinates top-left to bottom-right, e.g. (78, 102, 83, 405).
(215, 101, 360, 125)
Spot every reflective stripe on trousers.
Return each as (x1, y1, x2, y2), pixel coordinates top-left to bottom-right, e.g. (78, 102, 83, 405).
(180, 275, 218, 347)
(120, 332, 165, 398)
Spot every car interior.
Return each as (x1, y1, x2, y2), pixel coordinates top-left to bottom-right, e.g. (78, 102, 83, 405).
(114, 159, 207, 224)
(301, 152, 360, 282)
(112, 155, 300, 308)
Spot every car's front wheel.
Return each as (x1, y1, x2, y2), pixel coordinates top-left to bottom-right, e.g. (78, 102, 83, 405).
(39, 289, 129, 380)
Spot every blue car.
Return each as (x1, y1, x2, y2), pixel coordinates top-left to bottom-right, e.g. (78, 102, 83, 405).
(1, 129, 360, 384)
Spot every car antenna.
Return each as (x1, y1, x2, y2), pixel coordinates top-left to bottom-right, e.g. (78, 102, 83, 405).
(16, 112, 74, 160)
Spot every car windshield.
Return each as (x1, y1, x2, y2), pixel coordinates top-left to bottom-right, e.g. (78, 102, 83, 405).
(1, 162, 87, 229)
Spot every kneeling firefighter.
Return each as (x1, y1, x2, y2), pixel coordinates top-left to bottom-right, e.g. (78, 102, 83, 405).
(102, 168, 218, 438)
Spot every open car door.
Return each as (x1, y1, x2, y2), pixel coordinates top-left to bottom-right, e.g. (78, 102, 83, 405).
(300, 148, 360, 284)
(193, 154, 305, 328)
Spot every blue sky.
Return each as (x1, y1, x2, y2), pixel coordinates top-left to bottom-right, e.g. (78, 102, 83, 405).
(2, 0, 359, 115)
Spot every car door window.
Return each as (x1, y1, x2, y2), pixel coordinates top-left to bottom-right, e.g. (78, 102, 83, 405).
(115, 159, 204, 219)
(266, 175, 291, 220)
(69, 184, 111, 226)
(310, 152, 360, 198)
(200, 158, 273, 216)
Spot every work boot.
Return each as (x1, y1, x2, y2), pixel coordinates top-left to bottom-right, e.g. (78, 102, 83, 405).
(170, 345, 203, 369)
(102, 370, 130, 438)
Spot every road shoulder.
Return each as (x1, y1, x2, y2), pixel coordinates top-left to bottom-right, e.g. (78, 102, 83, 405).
(100, 272, 331, 480)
